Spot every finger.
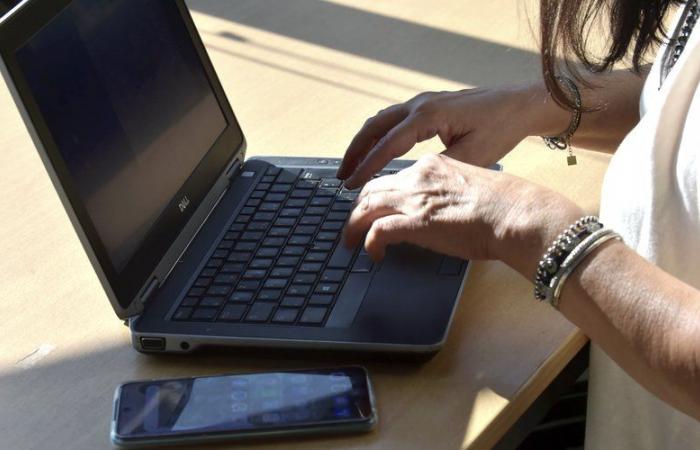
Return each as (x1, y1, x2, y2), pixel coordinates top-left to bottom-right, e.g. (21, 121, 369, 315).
(337, 105, 407, 180)
(363, 214, 416, 261)
(344, 115, 427, 189)
(343, 187, 404, 248)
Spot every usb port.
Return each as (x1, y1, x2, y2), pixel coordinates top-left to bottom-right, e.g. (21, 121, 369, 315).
(140, 337, 166, 352)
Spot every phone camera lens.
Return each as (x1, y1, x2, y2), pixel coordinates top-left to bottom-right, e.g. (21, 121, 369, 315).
(180, 341, 190, 350)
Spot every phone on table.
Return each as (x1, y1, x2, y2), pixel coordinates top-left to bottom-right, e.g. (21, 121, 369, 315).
(110, 366, 377, 447)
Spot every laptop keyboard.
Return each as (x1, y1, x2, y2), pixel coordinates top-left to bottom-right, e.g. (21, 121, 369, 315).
(170, 165, 396, 327)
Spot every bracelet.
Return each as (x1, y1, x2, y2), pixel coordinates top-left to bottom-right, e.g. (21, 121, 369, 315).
(548, 229, 623, 308)
(534, 216, 623, 308)
(534, 216, 602, 302)
(542, 76, 582, 166)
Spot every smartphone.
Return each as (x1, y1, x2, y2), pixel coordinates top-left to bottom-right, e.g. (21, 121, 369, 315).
(110, 366, 377, 447)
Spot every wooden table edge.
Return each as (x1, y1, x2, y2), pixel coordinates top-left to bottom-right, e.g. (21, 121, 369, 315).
(466, 330, 589, 450)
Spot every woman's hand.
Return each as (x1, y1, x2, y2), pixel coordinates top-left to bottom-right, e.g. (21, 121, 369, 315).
(337, 84, 562, 189)
(343, 154, 584, 278)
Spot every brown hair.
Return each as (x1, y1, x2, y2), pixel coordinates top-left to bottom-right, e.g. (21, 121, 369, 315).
(540, 0, 682, 110)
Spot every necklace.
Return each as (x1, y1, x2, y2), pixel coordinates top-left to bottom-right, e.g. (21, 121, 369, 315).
(661, 0, 699, 84)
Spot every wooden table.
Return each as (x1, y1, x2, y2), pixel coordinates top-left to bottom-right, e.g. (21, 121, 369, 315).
(0, 1, 611, 449)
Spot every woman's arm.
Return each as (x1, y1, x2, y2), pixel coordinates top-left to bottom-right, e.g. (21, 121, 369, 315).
(526, 66, 651, 153)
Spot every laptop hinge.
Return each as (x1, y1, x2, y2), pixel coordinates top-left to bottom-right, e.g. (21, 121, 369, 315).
(138, 277, 160, 306)
(224, 158, 242, 181)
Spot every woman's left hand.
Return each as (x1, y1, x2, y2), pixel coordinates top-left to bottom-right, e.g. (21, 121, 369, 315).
(343, 154, 584, 278)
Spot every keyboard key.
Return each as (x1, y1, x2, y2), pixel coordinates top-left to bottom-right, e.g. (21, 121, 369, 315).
(181, 296, 199, 307)
(261, 175, 276, 183)
(294, 225, 316, 235)
(280, 208, 302, 217)
(264, 193, 285, 202)
(250, 190, 266, 199)
(288, 235, 311, 246)
(263, 279, 288, 289)
(245, 198, 261, 207)
(228, 252, 251, 262)
(237, 280, 260, 291)
(306, 206, 327, 215)
(352, 254, 374, 273)
(242, 269, 267, 280)
(308, 294, 333, 306)
(194, 277, 211, 287)
(188, 287, 205, 296)
(260, 202, 281, 212)
(287, 199, 307, 208)
(214, 273, 238, 285)
(272, 308, 299, 324)
(299, 215, 322, 225)
(316, 231, 338, 241)
(327, 212, 348, 221)
(262, 237, 285, 247)
(257, 289, 282, 301)
(283, 246, 305, 256)
(212, 249, 228, 259)
(224, 231, 240, 240)
(245, 303, 275, 322)
(287, 284, 311, 296)
(218, 304, 247, 322)
(241, 206, 256, 215)
(257, 183, 271, 191)
(192, 307, 218, 321)
(310, 241, 333, 251)
(277, 256, 300, 267)
(281, 296, 305, 307)
(274, 217, 296, 227)
(270, 184, 293, 193)
(173, 307, 193, 320)
(331, 202, 353, 212)
(277, 169, 302, 183)
(314, 188, 336, 197)
(310, 197, 332, 207)
(321, 270, 344, 282)
(218, 240, 235, 250)
(207, 285, 231, 296)
(241, 231, 263, 241)
(300, 307, 328, 325)
(256, 247, 278, 258)
(230, 291, 254, 303)
(320, 179, 342, 188)
(328, 245, 355, 268)
(290, 188, 313, 199)
(321, 221, 343, 231)
(299, 262, 322, 272)
(315, 283, 339, 295)
(200, 267, 217, 277)
(235, 215, 251, 225)
(200, 296, 225, 307)
(221, 263, 245, 273)
(304, 252, 328, 262)
(338, 190, 359, 202)
(292, 273, 316, 284)
(234, 242, 256, 252)
(230, 223, 245, 231)
(247, 221, 270, 231)
(269, 227, 291, 237)
(250, 258, 273, 269)
(270, 267, 293, 278)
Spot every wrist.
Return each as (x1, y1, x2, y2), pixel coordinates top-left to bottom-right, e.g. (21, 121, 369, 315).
(512, 80, 573, 138)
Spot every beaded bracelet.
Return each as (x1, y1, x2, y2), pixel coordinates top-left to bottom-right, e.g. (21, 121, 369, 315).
(534, 216, 603, 303)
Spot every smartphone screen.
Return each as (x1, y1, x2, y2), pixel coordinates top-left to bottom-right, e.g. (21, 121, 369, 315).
(112, 366, 375, 445)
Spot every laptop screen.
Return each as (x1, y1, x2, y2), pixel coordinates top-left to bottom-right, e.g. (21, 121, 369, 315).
(14, 0, 227, 271)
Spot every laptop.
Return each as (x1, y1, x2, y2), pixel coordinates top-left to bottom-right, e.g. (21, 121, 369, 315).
(0, 0, 469, 354)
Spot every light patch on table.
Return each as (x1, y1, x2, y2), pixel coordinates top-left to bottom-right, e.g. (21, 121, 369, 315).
(462, 387, 508, 446)
(15, 344, 56, 369)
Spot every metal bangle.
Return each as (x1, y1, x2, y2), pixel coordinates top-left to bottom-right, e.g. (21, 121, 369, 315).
(547, 230, 623, 308)
(542, 76, 582, 150)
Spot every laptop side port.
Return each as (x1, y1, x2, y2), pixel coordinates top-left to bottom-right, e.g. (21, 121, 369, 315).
(139, 337, 166, 352)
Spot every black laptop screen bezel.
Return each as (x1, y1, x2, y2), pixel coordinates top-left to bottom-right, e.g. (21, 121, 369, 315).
(0, 0, 245, 310)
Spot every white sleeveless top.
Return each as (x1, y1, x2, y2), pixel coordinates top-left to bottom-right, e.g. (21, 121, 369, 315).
(585, 9, 700, 450)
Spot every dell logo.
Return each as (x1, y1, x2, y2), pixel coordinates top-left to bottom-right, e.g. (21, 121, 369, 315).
(178, 195, 191, 213)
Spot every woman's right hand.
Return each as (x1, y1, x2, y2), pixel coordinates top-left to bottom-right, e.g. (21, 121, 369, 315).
(337, 84, 563, 189)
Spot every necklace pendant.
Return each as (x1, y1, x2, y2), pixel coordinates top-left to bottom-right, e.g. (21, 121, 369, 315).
(567, 154, 578, 166)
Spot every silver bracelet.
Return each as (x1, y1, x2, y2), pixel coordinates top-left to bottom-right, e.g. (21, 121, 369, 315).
(547, 229, 623, 308)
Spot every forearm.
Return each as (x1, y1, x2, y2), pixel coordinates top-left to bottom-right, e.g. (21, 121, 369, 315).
(518, 67, 650, 153)
(559, 242, 700, 419)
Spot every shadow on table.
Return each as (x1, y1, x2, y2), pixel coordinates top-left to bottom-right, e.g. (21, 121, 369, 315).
(187, 0, 541, 88)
